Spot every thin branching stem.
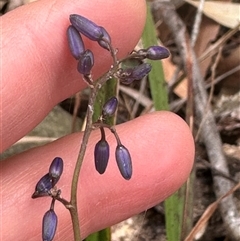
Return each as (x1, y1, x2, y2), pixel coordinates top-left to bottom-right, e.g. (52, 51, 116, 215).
(68, 41, 119, 241)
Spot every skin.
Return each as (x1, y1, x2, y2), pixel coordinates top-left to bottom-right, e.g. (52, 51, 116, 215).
(0, 0, 195, 240)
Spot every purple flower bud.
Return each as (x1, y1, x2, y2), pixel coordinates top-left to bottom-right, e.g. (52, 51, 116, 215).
(77, 49, 94, 75)
(49, 157, 64, 187)
(146, 46, 170, 60)
(119, 63, 152, 85)
(70, 14, 104, 41)
(42, 209, 58, 241)
(94, 139, 110, 174)
(102, 96, 118, 117)
(115, 145, 132, 180)
(97, 27, 111, 50)
(32, 173, 53, 199)
(67, 25, 85, 60)
(131, 63, 152, 80)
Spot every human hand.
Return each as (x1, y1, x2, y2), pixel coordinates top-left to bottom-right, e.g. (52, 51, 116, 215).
(1, 0, 194, 240)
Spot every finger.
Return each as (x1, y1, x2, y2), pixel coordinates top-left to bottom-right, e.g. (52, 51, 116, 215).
(1, 0, 146, 151)
(1, 112, 194, 240)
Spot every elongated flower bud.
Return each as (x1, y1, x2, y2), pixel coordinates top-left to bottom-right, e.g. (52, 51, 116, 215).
(49, 157, 64, 187)
(67, 25, 85, 60)
(102, 96, 118, 117)
(70, 14, 104, 41)
(119, 63, 152, 85)
(32, 173, 53, 199)
(115, 145, 132, 180)
(131, 63, 152, 80)
(42, 209, 58, 241)
(97, 27, 111, 50)
(77, 49, 94, 75)
(94, 139, 110, 174)
(146, 46, 170, 60)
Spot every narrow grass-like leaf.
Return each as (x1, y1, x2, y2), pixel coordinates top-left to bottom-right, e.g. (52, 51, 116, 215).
(142, 4, 188, 241)
(141, 4, 168, 110)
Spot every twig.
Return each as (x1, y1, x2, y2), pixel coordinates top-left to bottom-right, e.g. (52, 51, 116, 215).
(184, 182, 240, 241)
(195, 47, 222, 141)
(152, 0, 240, 240)
(198, 158, 239, 184)
(191, 0, 205, 47)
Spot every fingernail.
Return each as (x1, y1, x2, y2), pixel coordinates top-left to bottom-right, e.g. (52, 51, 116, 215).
(115, 145, 132, 180)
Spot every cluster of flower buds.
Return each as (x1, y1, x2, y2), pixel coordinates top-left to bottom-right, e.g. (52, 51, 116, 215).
(67, 14, 112, 77)
(117, 63, 152, 85)
(116, 46, 170, 85)
(32, 157, 64, 241)
(32, 157, 64, 198)
(94, 97, 132, 180)
(66, 15, 170, 179)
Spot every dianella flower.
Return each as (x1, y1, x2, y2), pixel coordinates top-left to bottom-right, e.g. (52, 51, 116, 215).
(69, 14, 111, 50)
(97, 26, 111, 51)
(118, 63, 152, 85)
(32, 173, 53, 199)
(42, 209, 58, 241)
(145, 46, 170, 60)
(137, 46, 170, 60)
(102, 96, 118, 117)
(67, 25, 85, 60)
(115, 144, 132, 180)
(94, 128, 109, 174)
(49, 157, 64, 187)
(77, 49, 94, 75)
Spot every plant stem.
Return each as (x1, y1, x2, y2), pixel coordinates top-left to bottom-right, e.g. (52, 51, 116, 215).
(69, 86, 97, 241)
(69, 41, 119, 241)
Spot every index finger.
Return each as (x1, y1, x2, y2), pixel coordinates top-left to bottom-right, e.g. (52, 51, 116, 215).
(1, 0, 146, 151)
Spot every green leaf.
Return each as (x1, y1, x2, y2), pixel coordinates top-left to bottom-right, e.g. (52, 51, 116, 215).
(84, 228, 111, 241)
(141, 4, 168, 110)
(141, 4, 193, 241)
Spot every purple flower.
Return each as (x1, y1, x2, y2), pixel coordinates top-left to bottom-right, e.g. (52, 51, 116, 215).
(42, 209, 58, 241)
(115, 145, 132, 180)
(77, 49, 94, 75)
(119, 63, 152, 85)
(97, 27, 111, 50)
(49, 157, 64, 187)
(67, 25, 85, 60)
(94, 138, 110, 174)
(146, 46, 170, 60)
(32, 173, 53, 199)
(70, 14, 104, 41)
(102, 96, 118, 117)
(69, 14, 111, 50)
